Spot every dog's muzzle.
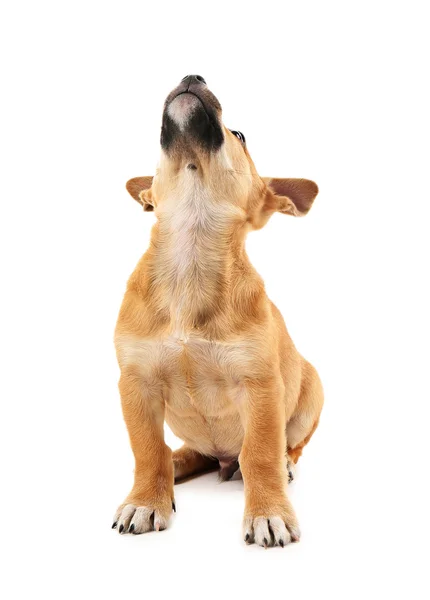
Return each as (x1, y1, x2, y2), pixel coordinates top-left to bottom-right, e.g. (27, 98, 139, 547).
(161, 75, 224, 152)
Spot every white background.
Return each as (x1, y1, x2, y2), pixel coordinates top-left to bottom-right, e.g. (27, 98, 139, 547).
(1, 1, 429, 598)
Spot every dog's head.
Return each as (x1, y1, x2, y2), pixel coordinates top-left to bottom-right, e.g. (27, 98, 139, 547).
(126, 75, 318, 229)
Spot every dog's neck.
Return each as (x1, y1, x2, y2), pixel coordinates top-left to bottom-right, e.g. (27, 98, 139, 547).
(150, 182, 250, 335)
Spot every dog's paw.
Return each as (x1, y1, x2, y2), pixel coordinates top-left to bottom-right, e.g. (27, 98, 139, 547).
(112, 497, 175, 535)
(243, 513, 300, 548)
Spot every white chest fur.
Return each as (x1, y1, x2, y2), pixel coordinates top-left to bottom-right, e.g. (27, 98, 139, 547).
(154, 179, 243, 336)
(116, 333, 255, 389)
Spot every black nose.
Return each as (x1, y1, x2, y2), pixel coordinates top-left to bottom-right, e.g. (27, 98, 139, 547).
(181, 74, 206, 85)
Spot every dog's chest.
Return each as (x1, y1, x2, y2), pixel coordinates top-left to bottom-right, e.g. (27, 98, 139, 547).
(116, 333, 251, 407)
(116, 333, 250, 456)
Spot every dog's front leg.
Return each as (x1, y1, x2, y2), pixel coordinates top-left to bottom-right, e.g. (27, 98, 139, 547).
(113, 367, 174, 535)
(239, 376, 300, 548)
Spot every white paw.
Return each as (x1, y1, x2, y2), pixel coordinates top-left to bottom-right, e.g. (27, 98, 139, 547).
(243, 515, 300, 548)
(112, 500, 175, 535)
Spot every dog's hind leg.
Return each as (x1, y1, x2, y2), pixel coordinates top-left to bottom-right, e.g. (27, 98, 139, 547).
(173, 445, 218, 482)
(286, 360, 324, 471)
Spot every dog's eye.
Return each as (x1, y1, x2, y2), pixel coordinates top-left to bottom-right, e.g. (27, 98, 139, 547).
(230, 130, 246, 144)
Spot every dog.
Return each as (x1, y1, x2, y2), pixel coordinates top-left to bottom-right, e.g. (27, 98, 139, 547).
(112, 75, 324, 548)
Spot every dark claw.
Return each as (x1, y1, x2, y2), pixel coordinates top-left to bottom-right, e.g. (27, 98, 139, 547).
(288, 470, 294, 482)
(129, 524, 135, 533)
(244, 533, 250, 542)
(263, 537, 268, 548)
(119, 524, 124, 533)
(172, 501, 176, 513)
(279, 539, 284, 548)
(111, 521, 117, 529)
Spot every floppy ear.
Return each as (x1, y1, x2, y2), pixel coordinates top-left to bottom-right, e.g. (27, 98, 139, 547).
(263, 178, 319, 216)
(125, 176, 154, 211)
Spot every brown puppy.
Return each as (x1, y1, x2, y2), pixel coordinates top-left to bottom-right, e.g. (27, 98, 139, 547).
(113, 75, 324, 547)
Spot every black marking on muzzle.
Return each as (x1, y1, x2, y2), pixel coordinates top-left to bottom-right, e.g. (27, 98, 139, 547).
(161, 100, 224, 153)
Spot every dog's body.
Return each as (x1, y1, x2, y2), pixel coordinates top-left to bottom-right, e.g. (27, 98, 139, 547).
(113, 76, 323, 547)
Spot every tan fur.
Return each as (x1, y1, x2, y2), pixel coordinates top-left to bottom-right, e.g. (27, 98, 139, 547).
(113, 83, 323, 546)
